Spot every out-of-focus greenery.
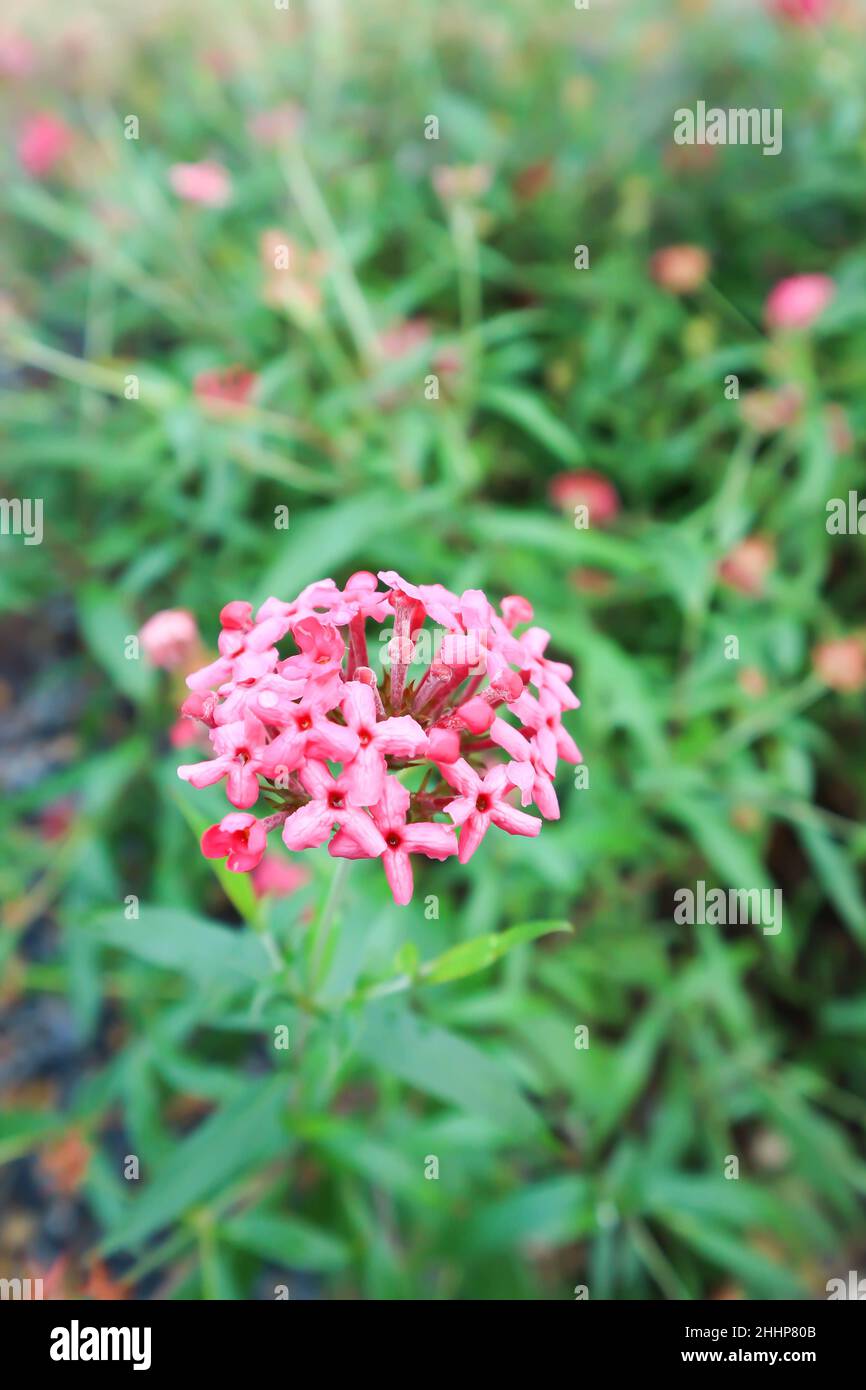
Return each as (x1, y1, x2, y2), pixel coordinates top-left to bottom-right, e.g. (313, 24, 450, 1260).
(2, 0, 866, 1300)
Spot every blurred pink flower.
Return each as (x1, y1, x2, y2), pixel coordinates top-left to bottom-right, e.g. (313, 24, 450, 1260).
(169, 717, 203, 749)
(764, 274, 834, 330)
(825, 403, 853, 453)
(39, 799, 76, 842)
(738, 667, 769, 699)
(432, 344, 464, 376)
(650, 244, 711, 294)
(18, 113, 72, 178)
(718, 536, 776, 596)
(812, 637, 866, 693)
(770, 0, 833, 23)
(194, 366, 258, 411)
(549, 470, 620, 525)
(260, 230, 326, 316)
(169, 161, 232, 208)
(252, 855, 310, 899)
(377, 318, 431, 359)
(139, 609, 199, 669)
(739, 385, 802, 434)
(0, 31, 35, 77)
(248, 104, 304, 146)
(432, 164, 492, 201)
(512, 160, 553, 202)
(569, 567, 614, 596)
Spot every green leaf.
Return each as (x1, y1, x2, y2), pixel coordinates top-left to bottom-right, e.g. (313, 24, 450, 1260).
(356, 1004, 544, 1135)
(101, 1077, 289, 1253)
(461, 1177, 593, 1253)
(664, 793, 772, 890)
(0, 1110, 62, 1164)
(797, 823, 866, 945)
(421, 920, 572, 985)
(663, 1212, 805, 1298)
(87, 906, 272, 985)
(478, 385, 584, 465)
(77, 583, 156, 702)
(254, 486, 456, 603)
(221, 1212, 349, 1273)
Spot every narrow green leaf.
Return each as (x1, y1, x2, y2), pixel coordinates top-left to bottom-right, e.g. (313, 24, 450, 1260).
(221, 1212, 349, 1273)
(422, 920, 572, 985)
(87, 906, 271, 985)
(77, 583, 156, 702)
(478, 385, 584, 464)
(101, 1077, 289, 1253)
(356, 1004, 544, 1135)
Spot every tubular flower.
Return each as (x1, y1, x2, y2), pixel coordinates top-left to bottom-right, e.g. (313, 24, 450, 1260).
(179, 574, 580, 904)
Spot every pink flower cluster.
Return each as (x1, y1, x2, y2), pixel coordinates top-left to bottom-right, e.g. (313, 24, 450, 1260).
(177, 573, 580, 905)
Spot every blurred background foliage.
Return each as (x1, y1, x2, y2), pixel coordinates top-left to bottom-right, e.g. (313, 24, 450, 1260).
(1, 0, 865, 1300)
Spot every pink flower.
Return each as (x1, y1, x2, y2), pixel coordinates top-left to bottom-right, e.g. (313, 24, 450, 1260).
(0, 32, 35, 78)
(764, 274, 834, 331)
(201, 813, 268, 872)
(510, 688, 582, 773)
(39, 799, 76, 842)
(330, 777, 456, 905)
(178, 712, 275, 809)
(18, 113, 72, 178)
(340, 681, 427, 806)
(548, 470, 620, 526)
(377, 319, 431, 360)
(169, 716, 203, 749)
(432, 164, 492, 201)
(770, 0, 833, 23)
(194, 367, 257, 411)
(281, 762, 386, 856)
(439, 759, 541, 863)
(185, 601, 288, 693)
(500, 595, 534, 630)
(248, 104, 304, 146)
(718, 536, 776, 597)
(507, 752, 561, 819)
(252, 855, 310, 898)
(279, 616, 345, 680)
(169, 161, 232, 208)
(139, 609, 199, 669)
(179, 573, 579, 902)
(258, 679, 358, 770)
(812, 637, 866, 693)
(650, 245, 711, 294)
(518, 627, 580, 711)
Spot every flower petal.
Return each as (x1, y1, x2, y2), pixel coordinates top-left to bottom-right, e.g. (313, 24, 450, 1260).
(281, 799, 336, 850)
(457, 810, 489, 863)
(489, 802, 542, 838)
(382, 848, 414, 905)
(401, 822, 458, 859)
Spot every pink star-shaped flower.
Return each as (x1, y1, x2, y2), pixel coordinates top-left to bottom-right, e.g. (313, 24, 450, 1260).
(439, 758, 540, 863)
(341, 681, 428, 806)
(281, 761, 386, 857)
(330, 776, 456, 904)
(178, 711, 274, 809)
